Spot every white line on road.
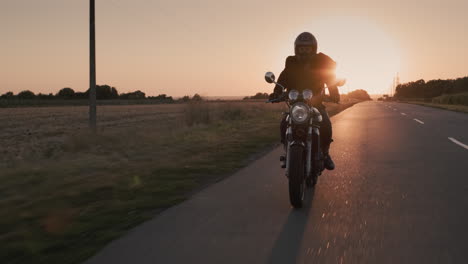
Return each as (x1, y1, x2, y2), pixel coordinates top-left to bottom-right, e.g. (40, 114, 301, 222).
(401, 113, 407, 116)
(448, 137, 468, 150)
(393, 108, 397, 111)
(413, 118, 424, 124)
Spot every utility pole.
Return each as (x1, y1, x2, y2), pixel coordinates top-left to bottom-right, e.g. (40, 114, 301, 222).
(393, 73, 400, 97)
(89, 0, 97, 131)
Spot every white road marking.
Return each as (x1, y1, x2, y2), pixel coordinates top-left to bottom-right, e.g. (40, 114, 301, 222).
(401, 113, 407, 116)
(413, 118, 424, 124)
(393, 108, 397, 111)
(448, 137, 468, 150)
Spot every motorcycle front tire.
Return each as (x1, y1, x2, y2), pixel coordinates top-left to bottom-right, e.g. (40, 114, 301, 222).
(288, 145, 305, 208)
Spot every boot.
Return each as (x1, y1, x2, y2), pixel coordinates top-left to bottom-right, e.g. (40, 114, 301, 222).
(280, 155, 286, 168)
(323, 144, 335, 170)
(324, 153, 335, 170)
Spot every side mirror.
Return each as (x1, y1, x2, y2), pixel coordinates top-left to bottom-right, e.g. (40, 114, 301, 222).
(265, 72, 275, 83)
(337, 79, 346, 87)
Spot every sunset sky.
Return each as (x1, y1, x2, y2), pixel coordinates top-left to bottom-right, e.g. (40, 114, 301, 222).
(2, 0, 468, 97)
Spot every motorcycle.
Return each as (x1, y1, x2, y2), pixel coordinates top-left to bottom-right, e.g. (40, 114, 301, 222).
(264, 71, 338, 208)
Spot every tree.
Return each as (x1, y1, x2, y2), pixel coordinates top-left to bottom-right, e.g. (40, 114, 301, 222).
(37, 93, 54, 100)
(57, 87, 75, 98)
(346, 89, 372, 101)
(192, 93, 203, 101)
(0, 91, 14, 99)
(83, 85, 119, 99)
(110, 87, 119, 99)
(74, 92, 88, 99)
(96, 85, 117, 99)
(131, 90, 145, 99)
(148, 94, 174, 102)
(17, 90, 36, 99)
(119, 90, 146, 99)
(394, 77, 468, 99)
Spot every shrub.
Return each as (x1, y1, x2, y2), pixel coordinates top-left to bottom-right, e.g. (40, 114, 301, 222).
(17, 90, 35, 99)
(432, 92, 468, 106)
(57, 87, 75, 98)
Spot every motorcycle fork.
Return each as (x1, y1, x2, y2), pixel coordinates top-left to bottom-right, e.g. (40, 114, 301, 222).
(285, 123, 292, 178)
(285, 118, 309, 181)
(312, 125, 323, 174)
(306, 122, 313, 179)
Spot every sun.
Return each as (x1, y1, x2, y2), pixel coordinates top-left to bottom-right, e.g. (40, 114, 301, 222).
(302, 16, 401, 95)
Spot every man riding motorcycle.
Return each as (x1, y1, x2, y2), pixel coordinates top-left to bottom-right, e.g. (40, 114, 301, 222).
(269, 32, 340, 170)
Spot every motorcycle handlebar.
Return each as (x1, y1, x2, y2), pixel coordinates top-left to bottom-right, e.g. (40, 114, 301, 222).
(266, 98, 283, 103)
(265, 93, 287, 103)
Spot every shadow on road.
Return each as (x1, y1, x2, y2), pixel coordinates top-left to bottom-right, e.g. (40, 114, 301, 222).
(267, 188, 315, 264)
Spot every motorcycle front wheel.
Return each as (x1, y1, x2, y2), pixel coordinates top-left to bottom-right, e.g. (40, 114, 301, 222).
(288, 145, 305, 208)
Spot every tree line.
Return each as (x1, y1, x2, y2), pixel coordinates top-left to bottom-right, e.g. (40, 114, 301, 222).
(0, 85, 174, 102)
(395, 76, 468, 99)
(243, 92, 269, 100)
(243, 89, 372, 101)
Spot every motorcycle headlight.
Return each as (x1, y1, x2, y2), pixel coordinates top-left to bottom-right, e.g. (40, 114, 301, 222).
(303, 89, 313, 100)
(291, 103, 310, 123)
(289, 90, 299, 100)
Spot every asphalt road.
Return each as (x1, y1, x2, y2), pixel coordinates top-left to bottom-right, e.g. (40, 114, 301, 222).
(85, 101, 468, 264)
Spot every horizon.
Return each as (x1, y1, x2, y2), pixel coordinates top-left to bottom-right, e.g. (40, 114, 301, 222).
(0, 85, 396, 99)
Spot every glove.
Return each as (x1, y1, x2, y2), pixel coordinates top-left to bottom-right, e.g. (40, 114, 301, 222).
(330, 93, 340, 103)
(329, 87, 340, 103)
(269, 93, 278, 101)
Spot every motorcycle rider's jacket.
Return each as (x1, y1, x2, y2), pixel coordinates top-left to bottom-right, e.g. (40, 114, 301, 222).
(273, 53, 340, 106)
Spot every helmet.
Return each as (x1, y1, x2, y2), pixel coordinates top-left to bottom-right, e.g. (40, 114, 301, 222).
(294, 32, 318, 56)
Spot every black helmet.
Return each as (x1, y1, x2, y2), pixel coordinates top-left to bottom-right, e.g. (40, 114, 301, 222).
(294, 32, 318, 55)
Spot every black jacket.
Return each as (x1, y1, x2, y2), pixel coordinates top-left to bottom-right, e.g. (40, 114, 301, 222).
(273, 53, 340, 106)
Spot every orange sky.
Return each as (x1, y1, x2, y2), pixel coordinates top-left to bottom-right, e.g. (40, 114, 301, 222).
(2, 0, 468, 96)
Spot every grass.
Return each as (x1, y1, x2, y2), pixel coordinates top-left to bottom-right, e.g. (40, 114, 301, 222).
(399, 92, 468, 113)
(0, 101, 357, 264)
(431, 92, 468, 106)
(401, 101, 468, 113)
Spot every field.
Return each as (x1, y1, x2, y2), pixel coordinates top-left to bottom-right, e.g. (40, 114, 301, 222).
(0, 100, 358, 264)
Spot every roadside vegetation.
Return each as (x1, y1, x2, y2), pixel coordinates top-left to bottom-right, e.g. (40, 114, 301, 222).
(400, 101, 468, 113)
(390, 77, 468, 112)
(342, 89, 372, 101)
(0, 100, 359, 264)
(243, 92, 269, 100)
(0, 86, 211, 108)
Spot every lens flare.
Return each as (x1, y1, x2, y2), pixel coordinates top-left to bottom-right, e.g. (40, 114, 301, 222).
(302, 16, 401, 95)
